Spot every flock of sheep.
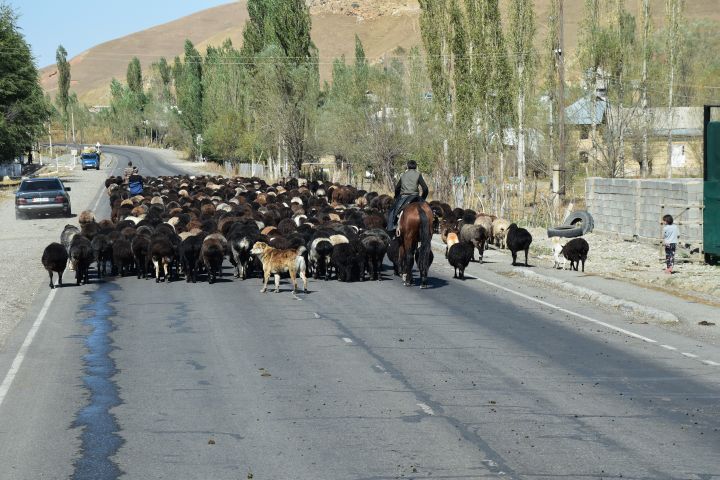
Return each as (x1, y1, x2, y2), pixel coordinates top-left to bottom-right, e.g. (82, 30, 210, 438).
(40, 174, 588, 290)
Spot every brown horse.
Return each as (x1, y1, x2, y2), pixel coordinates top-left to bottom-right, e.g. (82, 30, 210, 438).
(397, 202, 434, 288)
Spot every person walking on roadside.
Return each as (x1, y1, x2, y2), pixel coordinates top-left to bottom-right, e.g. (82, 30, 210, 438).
(662, 214, 679, 274)
(128, 168, 144, 196)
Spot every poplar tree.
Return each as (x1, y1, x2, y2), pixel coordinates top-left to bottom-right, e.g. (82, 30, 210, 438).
(55, 44, 70, 138)
(665, 0, 684, 178)
(126, 57, 143, 96)
(176, 40, 204, 154)
(509, 0, 536, 212)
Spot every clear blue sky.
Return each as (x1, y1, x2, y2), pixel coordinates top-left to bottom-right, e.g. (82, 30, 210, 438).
(12, 0, 231, 68)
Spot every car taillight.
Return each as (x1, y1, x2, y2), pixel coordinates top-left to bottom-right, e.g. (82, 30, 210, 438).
(55, 196, 65, 203)
(17, 198, 27, 205)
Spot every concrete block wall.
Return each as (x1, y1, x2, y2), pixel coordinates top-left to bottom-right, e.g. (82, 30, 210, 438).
(585, 178, 703, 244)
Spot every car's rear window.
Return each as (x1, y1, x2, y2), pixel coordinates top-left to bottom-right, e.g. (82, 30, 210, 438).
(19, 179, 62, 192)
(81, 153, 97, 159)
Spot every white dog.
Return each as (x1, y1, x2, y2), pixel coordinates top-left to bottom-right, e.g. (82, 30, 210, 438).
(551, 237, 567, 270)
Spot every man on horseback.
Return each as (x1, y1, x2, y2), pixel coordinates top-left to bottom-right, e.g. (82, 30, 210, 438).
(387, 160, 429, 233)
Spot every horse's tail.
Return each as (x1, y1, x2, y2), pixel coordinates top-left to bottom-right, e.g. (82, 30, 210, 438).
(417, 206, 432, 273)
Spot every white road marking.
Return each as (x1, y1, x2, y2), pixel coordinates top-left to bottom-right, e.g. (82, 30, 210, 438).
(374, 364, 386, 372)
(473, 277, 658, 344)
(342, 337, 353, 344)
(313, 312, 321, 319)
(702, 360, 720, 366)
(417, 402, 435, 415)
(681, 352, 699, 358)
(660, 344, 678, 351)
(0, 289, 56, 409)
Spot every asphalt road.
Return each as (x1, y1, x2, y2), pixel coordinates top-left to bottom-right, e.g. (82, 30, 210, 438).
(0, 146, 718, 480)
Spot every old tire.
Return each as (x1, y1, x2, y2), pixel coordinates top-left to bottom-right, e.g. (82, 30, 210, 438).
(547, 225, 584, 238)
(563, 210, 594, 234)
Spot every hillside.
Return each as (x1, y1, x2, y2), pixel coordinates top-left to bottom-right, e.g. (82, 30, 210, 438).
(40, 0, 720, 105)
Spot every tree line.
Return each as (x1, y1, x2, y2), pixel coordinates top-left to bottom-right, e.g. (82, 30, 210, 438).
(46, 0, 720, 210)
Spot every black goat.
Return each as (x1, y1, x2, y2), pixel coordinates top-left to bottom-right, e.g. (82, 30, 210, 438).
(506, 223, 533, 266)
(447, 241, 474, 279)
(42, 242, 68, 289)
(561, 237, 590, 272)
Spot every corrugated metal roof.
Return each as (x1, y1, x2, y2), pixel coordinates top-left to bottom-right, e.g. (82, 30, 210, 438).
(565, 97, 607, 125)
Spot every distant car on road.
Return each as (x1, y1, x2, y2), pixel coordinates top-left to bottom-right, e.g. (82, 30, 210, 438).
(81, 152, 100, 170)
(15, 177, 72, 220)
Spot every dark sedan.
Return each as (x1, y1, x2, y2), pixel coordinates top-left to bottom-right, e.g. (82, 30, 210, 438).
(15, 177, 72, 219)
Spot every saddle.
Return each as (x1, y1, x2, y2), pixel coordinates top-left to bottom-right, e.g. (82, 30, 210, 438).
(389, 194, 424, 235)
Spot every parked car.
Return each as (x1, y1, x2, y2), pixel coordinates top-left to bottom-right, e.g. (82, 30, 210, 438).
(15, 177, 72, 219)
(81, 152, 100, 170)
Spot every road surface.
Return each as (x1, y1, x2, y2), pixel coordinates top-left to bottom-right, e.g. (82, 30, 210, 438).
(0, 146, 718, 480)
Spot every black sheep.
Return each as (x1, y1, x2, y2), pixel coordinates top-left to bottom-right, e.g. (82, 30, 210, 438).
(386, 237, 401, 276)
(506, 223, 533, 266)
(131, 234, 151, 279)
(148, 236, 176, 283)
(42, 242, 68, 289)
(91, 234, 112, 278)
(561, 237, 590, 272)
(200, 237, 224, 284)
(69, 236, 93, 285)
(331, 241, 366, 282)
(360, 229, 391, 281)
(447, 241, 474, 279)
(112, 238, 134, 277)
(180, 235, 204, 283)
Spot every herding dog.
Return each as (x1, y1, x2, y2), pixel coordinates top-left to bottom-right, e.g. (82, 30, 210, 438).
(250, 242, 308, 294)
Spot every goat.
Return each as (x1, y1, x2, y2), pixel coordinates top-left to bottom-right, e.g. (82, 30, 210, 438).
(506, 224, 533, 266)
(42, 242, 68, 289)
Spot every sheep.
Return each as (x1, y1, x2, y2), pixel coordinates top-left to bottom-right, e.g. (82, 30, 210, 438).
(551, 237, 565, 269)
(459, 223, 488, 263)
(447, 240, 474, 279)
(179, 234, 205, 283)
(149, 236, 176, 283)
(561, 237, 590, 272)
(91, 234, 112, 278)
(69, 236, 93, 285)
(131, 234, 151, 279)
(331, 240, 366, 282)
(112, 237, 134, 277)
(308, 237, 334, 280)
(201, 236, 225, 284)
(42, 242, 68, 289)
(386, 237, 401, 276)
(360, 229, 391, 281)
(491, 218, 511, 249)
(228, 228, 262, 280)
(473, 215, 494, 250)
(506, 223, 533, 266)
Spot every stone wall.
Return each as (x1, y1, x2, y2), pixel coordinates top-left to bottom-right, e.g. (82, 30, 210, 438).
(585, 178, 703, 245)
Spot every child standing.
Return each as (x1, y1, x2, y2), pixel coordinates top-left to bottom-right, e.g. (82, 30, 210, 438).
(662, 214, 679, 274)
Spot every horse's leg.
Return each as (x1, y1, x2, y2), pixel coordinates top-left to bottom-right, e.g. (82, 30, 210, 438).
(404, 243, 415, 287)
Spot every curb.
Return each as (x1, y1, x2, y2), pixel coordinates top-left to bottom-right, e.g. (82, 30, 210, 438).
(429, 240, 679, 325)
(511, 269, 679, 324)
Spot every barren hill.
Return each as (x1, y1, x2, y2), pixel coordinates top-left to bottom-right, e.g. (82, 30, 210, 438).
(40, 0, 719, 105)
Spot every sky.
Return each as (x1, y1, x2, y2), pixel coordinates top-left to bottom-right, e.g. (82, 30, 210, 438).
(12, 0, 231, 68)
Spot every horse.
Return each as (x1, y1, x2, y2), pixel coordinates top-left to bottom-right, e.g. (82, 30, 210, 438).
(397, 202, 434, 288)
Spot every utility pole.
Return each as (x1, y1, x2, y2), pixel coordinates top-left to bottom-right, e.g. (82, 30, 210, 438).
(554, 0, 567, 203)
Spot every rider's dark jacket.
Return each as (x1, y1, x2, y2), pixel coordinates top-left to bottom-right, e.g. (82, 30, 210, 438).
(395, 169, 429, 199)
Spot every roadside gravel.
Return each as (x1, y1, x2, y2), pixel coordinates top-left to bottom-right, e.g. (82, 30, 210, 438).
(528, 227, 720, 305)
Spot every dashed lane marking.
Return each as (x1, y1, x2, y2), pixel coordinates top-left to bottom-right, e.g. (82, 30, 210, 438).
(681, 352, 699, 358)
(661, 344, 678, 351)
(342, 337, 354, 344)
(0, 289, 56, 409)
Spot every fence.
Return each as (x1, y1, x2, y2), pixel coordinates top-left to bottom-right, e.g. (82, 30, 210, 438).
(0, 163, 22, 178)
(223, 162, 266, 178)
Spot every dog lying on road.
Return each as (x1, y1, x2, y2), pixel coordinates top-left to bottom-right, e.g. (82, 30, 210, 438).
(250, 242, 308, 293)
